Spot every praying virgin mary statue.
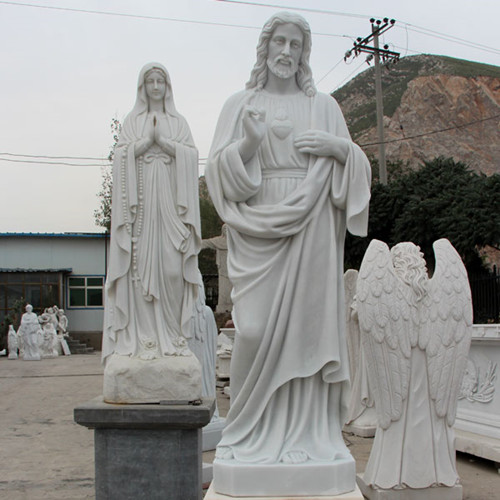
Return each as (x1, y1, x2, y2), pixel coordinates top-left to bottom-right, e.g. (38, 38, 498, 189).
(102, 63, 202, 404)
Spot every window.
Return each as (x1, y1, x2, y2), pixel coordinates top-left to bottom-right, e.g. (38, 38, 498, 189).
(68, 276, 104, 308)
(0, 272, 61, 328)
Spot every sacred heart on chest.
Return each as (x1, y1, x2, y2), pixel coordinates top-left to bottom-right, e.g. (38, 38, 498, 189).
(271, 108, 293, 140)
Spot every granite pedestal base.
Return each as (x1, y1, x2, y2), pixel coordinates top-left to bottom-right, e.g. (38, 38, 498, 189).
(74, 396, 214, 500)
(213, 455, 356, 497)
(204, 482, 363, 499)
(357, 474, 463, 500)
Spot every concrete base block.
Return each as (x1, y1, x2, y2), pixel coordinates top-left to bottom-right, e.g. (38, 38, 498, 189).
(74, 396, 214, 500)
(455, 428, 500, 465)
(357, 473, 463, 500)
(103, 353, 202, 404)
(205, 482, 363, 499)
(203, 417, 226, 451)
(213, 455, 356, 497)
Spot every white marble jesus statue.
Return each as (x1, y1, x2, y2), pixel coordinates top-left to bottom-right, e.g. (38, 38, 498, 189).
(206, 11, 371, 497)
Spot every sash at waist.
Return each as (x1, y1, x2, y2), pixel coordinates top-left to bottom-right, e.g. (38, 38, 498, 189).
(143, 152, 172, 164)
(261, 168, 307, 179)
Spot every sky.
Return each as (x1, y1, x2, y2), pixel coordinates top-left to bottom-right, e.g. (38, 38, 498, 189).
(0, 0, 499, 233)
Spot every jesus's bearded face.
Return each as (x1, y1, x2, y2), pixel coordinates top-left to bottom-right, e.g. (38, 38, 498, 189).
(266, 23, 303, 80)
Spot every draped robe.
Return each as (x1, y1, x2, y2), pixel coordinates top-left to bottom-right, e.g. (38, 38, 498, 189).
(206, 89, 371, 463)
(102, 64, 201, 362)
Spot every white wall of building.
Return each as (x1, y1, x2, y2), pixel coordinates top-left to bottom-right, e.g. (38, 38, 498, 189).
(0, 233, 108, 334)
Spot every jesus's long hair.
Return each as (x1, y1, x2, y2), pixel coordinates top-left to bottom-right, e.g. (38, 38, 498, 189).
(246, 11, 316, 97)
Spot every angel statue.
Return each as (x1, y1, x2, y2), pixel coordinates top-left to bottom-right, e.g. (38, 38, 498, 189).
(356, 239, 472, 498)
(343, 269, 376, 437)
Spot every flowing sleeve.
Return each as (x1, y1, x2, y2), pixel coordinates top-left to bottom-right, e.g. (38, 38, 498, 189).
(206, 91, 261, 210)
(324, 96, 371, 237)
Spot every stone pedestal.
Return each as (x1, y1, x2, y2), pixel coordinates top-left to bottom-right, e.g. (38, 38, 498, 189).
(454, 325, 500, 466)
(204, 482, 364, 499)
(74, 396, 214, 500)
(103, 353, 202, 404)
(357, 474, 463, 500)
(213, 455, 356, 497)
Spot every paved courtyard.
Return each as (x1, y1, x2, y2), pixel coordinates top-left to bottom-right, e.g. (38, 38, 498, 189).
(0, 354, 498, 499)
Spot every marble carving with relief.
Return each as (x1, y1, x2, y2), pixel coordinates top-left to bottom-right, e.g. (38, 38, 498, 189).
(101, 63, 202, 403)
(206, 11, 371, 497)
(102, 63, 201, 361)
(356, 239, 472, 495)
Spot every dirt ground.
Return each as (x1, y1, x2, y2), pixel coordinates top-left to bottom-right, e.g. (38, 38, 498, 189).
(0, 354, 498, 499)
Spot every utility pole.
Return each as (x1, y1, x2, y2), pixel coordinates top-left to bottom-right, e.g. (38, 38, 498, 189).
(344, 18, 400, 184)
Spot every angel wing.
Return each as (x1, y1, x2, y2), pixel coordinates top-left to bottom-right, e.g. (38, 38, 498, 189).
(422, 239, 473, 426)
(356, 240, 414, 429)
(344, 269, 360, 382)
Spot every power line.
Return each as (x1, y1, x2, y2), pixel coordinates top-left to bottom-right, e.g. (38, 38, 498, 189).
(0, 152, 106, 161)
(359, 113, 500, 147)
(0, 154, 210, 167)
(216, 0, 372, 19)
(316, 58, 345, 85)
(0, 157, 105, 167)
(219, 0, 500, 58)
(331, 60, 366, 92)
(396, 22, 500, 56)
(0, 1, 352, 39)
(403, 25, 500, 56)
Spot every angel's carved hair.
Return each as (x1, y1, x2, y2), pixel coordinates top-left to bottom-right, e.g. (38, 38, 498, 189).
(246, 11, 316, 97)
(391, 243, 429, 301)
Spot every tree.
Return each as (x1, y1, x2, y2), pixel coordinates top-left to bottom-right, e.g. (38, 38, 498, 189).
(345, 157, 500, 274)
(94, 118, 121, 232)
(198, 176, 224, 274)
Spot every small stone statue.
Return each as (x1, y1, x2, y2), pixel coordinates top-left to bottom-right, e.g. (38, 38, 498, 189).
(343, 270, 377, 437)
(39, 313, 59, 358)
(18, 304, 42, 361)
(56, 308, 69, 336)
(356, 239, 472, 499)
(7, 325, 19, 360)
(187, 272, 226, 450)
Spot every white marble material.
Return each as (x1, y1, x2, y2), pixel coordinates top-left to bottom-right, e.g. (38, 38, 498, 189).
(187, 272, 226, 450)
(39, 317, 59, 359)
(357, 239, 472, 496)
(103, 353, 201, 404)
(18, 304, 42, 361)
(205, 480, 364, 499)
(357, 474, 463, 500)
(7, 325, 19, 359)
(43, 307, 59, 331)
(101, 63, 202, 403)
(202, 225, 232, 313)
(216, 329, 234, 380)
(344, 269, 377, 437)
(205, 11, 371, 497)
(454, 323, 500, 465)
(55, 307, 69, 336)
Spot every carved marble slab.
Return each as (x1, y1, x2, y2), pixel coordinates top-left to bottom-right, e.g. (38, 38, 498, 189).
(454, 324, 500, 465)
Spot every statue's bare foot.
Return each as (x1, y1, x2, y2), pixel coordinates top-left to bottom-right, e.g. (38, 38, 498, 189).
(215, 446, 234, 460)
(281, 450, 309, 464)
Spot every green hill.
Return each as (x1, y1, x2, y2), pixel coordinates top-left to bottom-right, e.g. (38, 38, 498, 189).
(333, 54, 500, 140)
